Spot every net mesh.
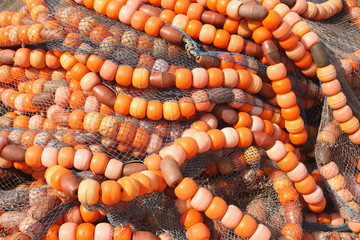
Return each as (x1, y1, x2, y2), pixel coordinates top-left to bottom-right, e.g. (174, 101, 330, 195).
(0, 0, 359, 239)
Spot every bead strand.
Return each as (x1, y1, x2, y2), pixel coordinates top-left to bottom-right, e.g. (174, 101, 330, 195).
(305, 211, 360, 235)
(258, 2, 360, 144)
(0, 11, 34, 27)
(316, 122, 360, 214)
(20, 124, 325, 212)
(41, 221, 161, 240)
(268, 169, 303, 239)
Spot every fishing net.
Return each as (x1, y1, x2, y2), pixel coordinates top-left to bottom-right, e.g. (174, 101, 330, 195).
(0, 0, 359, 239)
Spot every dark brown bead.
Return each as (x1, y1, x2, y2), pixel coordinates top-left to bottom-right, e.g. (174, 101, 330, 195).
(298, 140, 314, 153)
(139, 5, 161, 17)
(262, 39, 281, 64)
(201, 11, 226, 27)
(32, 92, 54, 108)
(195, 55, 221, 68)
(310, 43, 329, 68)
(132, 231, 160, 240)
(252, 131, 275, 150)
(241, 41, 263, 58)
(0, 50, 15, 65)
(280, 0, 296, 8)
(149, 72, 176, 88)
(257, 82, 276, 99)
(160, 157, 183, 187)
(212, 104, 239, 125)
(159, 26, 183, 46)
(163, 186, 177, 199)
(239, 4, 269, 20)
(60, 174, 80, 197)
(92, 84, 116, 108)
(1, 145, 26, 162)
(122, 163, 147, 176)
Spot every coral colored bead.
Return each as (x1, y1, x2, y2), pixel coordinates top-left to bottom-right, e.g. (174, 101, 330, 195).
(191, 132, 211, 153)
(190, 187, 213, 211)
(163, 101, 181, 121)
(199, 24, 216, 44)
(181, 209, 203, 229)
(272, 77, 292, 95)
(207, 68, 224, 88)
(287, 162, 308, 182)
(302, 185, 324, 204)
(186, 222, 210, 240)
(213, 29, 230, 48)
(321, 79, 341, 96)
(185, 19, 202, 39)
(187, 3, 204, 20)
(117, 176, 140, 201)
(159, 9, 176, 23)
(283, 12, 301, 27)
(174, 137, 199, 159)
(131, 11, 149, 31)
(236, 127, 253, 148)
(204, 196, 228, 220)
(175, 177, 198, 200)
(250, 224, 271, 240)
(277, 91, 297, 108)
(192, 68, 208, 88)
(272, 21, 292, 41)
(160, 144, 186, 166)
(252, 27, 272, 44)
(59, 222, 78, 240)
(339, 116, 360, 134)
(333, 105, 353, 123)
(349, 128, 360, 145)
(129, 97, 147, 119)
(301, 32, 320, 50)
(327, 92, 347, 110)
(266, 140, 287, 161)
(262, 10, 281, 30)
(234, 214, 258, 238)
(172, 14, 189, 31)
(292, 21, 311, 39)
(175, 68, 192, 89)
(94, 223, 113, 240)
(279, 33, 299, 51)
(144, 16, 164, 37)
(58, 147, 76, 169)
(267, 63, 287, 80)
(90, 152, 109, 174)
(146, 101, 162, 120)
(307, 197, 326, 213)
(221, 204, 243, 229)
(221, 127, 239, 148)
(207, 129, 226, 150)
(294, 174, 316, 195)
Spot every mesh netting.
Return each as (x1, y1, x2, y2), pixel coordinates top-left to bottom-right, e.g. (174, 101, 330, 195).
(0, 0, 359, 239)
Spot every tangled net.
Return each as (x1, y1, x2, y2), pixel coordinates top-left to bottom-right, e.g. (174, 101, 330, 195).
(0, 0, 359, 239)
